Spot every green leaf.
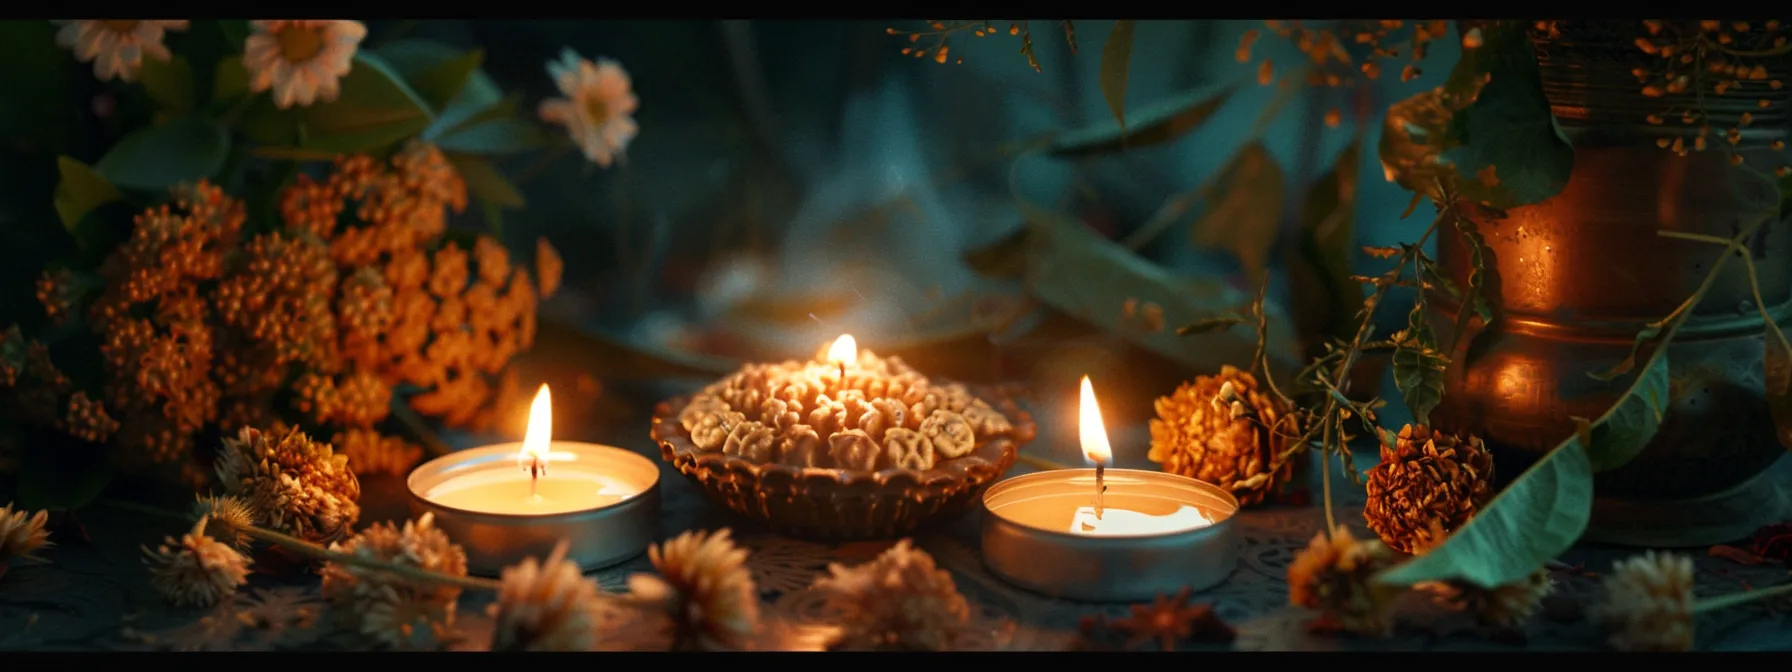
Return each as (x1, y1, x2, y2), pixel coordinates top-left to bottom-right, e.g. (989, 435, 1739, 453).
(1098, 20, 1136, 138)
(95, 116, 231, 191)
(296, 114, 432, 155)
(1378, 21, 1572, 209)
(1766, 319, 1792, 450)
(437, 118, 546, 155)
(302, 52, 434, 136)
(429, 72, 506, 138)
(218, 20, 249, 50)
(212, 58, 249, 104)
(1015, 195, 1299, 372)
(1288, 140, 1363, 351)
(53, 157, 122, 234)
(1190, 142, 1285, 280)
(1049, 83, 1236, 158)
(963, 227, 1031, 280)
(1375, 353, 1672, 589)
(138, 55, 196, 115)
(1392, 303, 1448, 426)
(377, 40, 506, 137)
(410, 49, 485, 111)
(1175, 312, 1248, 336)
(449, 155, 524, 209)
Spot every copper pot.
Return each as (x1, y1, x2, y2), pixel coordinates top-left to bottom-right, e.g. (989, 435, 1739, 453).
(1429, 21, 1792, 546)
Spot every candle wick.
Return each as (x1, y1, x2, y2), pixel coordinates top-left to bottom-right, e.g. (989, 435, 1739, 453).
(1094, 464, 1105, 520)
(528, 455, 543, 499)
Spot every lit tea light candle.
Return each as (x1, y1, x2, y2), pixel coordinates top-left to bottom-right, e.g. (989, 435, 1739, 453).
(827, 333, 856, 384)
(407, 384, 661, 576)
(980, 375, 1240, 602)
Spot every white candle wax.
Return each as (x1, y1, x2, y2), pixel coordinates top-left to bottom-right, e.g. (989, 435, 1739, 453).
(423, 457, 639, 516)
(1070, 505, 1213, 536)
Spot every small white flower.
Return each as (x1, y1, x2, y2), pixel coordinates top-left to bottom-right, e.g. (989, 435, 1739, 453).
(53, 20, 189, 83)
(538, 48, 639, 168)
(242, 20, 367, 109)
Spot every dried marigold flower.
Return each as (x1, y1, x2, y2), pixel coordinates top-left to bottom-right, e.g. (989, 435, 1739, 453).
(192, 494, 256, 551)
(491, 541, 606, 651)
(1363, 424, 1494, 554)
(142, 516, 251, 608)
(0, 502, 52, 567)
(320, 513, 469, 649)
(216, 425, 360, 548)
(1589, 551, 1695, 651)
(1287, 525, 1400, 637)
(1421, 568, 1555, 629)
(333, 428, 423, 477)
(1148, 365, 1300, 507)
(627, 529, 760, 651)
(812, 539, 970, 651)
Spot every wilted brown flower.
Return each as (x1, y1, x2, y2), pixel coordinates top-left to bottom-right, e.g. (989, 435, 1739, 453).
(0, 502, 52, 569)
(332, 428, 423, 477)
(142, 516, 252, 608)
(491, 541, 605, 651)
(192, 494, 256, 551)
(1419, 563, 1556, 629)
(628, 529, 760, 651)
(1589, 551, 1696, 652)
(1287, 525, 1401, 637)
(1148, 365, 1299, 506)
(320, 513, 469, 649)
(216, 425, 360, 547)
(1363, 424, 1495, 554)
(811, 539, 969, 651)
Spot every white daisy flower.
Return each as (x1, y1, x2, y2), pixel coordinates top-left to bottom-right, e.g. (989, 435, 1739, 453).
(52, 20, 189, 83)
(538, 48, 639, 168)
(242, 20, 367, 110)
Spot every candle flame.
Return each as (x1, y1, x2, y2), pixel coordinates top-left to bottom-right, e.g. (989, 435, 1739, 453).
(1079, 375, 1112, 466)
(521, 384, 552, 464)
(826, 334, 857, 365)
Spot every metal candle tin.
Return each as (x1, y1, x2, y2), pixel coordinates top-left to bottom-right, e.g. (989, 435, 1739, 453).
(980, 468, 1240, 603)
(406, 442, 661, 576)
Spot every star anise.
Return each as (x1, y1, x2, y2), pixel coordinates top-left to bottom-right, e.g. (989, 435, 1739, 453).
(1105, 588, 1236, 651)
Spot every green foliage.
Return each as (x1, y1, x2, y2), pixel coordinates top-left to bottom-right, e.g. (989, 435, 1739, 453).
(212, 59, 250, 104)
(53, 157, 122, 235)
(1391, 303, 1448, 426)
(1049, 83, 1236, 158)
(1098, 20, 1135, 137)
(1378, 21, 1572, 210)
(1191, 142, 1285, 285)
(438, 118, 547, 155)
(450, 155, 525, 209)
(1175, 312, 1247, 336)
(139, 55, 197, 116)
(96, 116, 231, 191)
(1375, 354, 1671, 589)
(962, 227, 1030, 280)
(1288, 141, 1363, 351)
(218, 20, 249, 50)
(16, 443, 115, 512)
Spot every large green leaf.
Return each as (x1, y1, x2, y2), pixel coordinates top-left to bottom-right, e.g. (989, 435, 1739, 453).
(1378, 21, 1572, 209)
(1374, 353, 1672, 589)
(53, 157, 122, 234)
(437, 118, 546, 155)
(429, 72, 507, 139)
(1287, 140, 1362, 351)
(377, 39, 507, 139)
(449, 155, 524, 209)
(1015, 196, 1300, 372)
(1189, 142, 1284, 280)
(295, 115, 433, 155)
(138, 55, 196, 115)
(302, 52, 433, 136)
(96, 116, 231, 191)
(212, 58, 249, 105)
(411, 50, 485, 112)
(1099, 20, 1135, 137)
(1049, 83, 1236, 158)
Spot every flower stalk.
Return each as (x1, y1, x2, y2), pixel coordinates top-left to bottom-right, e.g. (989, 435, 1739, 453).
(99, 498, 500, 592)
(1690, 581, 1792, 614)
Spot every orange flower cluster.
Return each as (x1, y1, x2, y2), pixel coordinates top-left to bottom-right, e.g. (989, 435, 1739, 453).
(1239, 20, 1457, 91)
(1, 141, 559, 482)
(1629, 20, 1791, 168)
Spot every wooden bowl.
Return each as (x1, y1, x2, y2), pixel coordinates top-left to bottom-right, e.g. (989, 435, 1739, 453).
(651, 389, 1034, 540)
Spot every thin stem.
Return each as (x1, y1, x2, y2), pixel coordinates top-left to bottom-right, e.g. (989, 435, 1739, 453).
(389, 398, 453, 458)
(97, 498, 501, 592)
(1692, 581, 1792, 614)
(1320, 418, 1336, 535)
